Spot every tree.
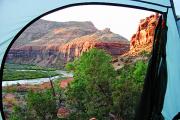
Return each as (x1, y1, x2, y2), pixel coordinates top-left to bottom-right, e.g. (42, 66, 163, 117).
(27, 89, 58, 120)
(112, 60, 147, 120)
(9, 105, 33, 120)
(65, 48, 116, 119)
(9, 89, 59, 120)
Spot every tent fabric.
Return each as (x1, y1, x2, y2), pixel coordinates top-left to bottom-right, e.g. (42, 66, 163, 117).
(173, 0, 180, 16)
(177, 20, 180, 34)
(0, 0, 180, 120)
(0, 0, 170, 68)
(140, 0, 170, 6)
(162, 8, 180, 120)
(135, 14, 168, 120)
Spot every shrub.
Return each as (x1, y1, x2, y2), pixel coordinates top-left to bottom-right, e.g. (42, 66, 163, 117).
(9, 89, 58, 120)
(65, 48, 116, 119)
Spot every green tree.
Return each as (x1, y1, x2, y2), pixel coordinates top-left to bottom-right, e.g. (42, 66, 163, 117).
(27, 89, 57, 120)
(112, 60, 147, 120)
(9, 105, 34, 120)
(9, 89, 59, 120)
(65, 48, 116, 120)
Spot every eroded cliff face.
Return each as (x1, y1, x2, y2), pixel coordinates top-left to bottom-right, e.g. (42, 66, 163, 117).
(112, 14, 160, 70)
(7, 20, 129, 68)
(59, 28, 129, 61)
(128, 13, 160, 56)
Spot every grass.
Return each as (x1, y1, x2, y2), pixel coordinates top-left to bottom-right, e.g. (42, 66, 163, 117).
(4, 63, 56, 71)
(3, 69, 59, 81)
(2, 63, 59, 81)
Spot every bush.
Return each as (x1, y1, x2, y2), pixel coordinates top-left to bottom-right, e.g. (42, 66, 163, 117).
(9, 89, 58, 120)
(8, 50, 149, 120)
(65, 49, 148, 120)
(140, 50, 151, 57)
(111, 60, 148, 119)
(65, 48, 116, 119)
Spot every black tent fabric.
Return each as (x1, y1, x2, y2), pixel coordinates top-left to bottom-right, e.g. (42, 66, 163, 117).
(173, 112, 180, 120)
(135, 14, 168, 120)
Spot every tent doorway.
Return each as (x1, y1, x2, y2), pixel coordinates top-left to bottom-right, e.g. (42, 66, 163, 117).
(1, 4, 167, 120)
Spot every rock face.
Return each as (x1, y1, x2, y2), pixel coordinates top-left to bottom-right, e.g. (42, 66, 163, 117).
(7, 19, 129, 68)
(12, 19, 97, 48)
(129, 13, 160, 55)
(59, 28, 129, 61)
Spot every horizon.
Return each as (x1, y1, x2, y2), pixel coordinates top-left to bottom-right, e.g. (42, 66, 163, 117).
(42, 5, 155, 40)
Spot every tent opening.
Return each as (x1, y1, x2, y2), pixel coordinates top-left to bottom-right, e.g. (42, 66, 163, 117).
(1, 5, 165, 120)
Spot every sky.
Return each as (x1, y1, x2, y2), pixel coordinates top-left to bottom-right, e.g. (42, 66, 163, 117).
(42, 5, 154, 40)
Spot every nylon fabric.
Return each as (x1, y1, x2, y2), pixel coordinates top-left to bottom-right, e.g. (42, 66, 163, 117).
(142, 0, 170, 6)
(135, 15, 168, 120)
(173, 0, 180, 16)
(177, 20, 180, 35)
(162, 8, 180, 120)
(0, 0, 179, 120)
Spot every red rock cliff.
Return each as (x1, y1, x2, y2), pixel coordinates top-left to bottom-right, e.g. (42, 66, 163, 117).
(7, 20, 129, 68)
(129, 13, 160, 55)
(59, 28, 129, 61)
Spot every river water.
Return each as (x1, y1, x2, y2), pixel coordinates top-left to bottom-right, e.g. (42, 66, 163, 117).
(2, 70, 73, 87)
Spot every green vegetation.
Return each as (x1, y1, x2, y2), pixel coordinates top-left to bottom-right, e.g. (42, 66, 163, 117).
(8, 78, 66, 120)
(9, 89, 58, 120)
(2, 63, 59, 81)
(3, 69, 59, 81)
(139, 50, 151, 57)
(4, 63, 56, 71)
(65, 48, 148, 120)
(65, 48, 116, 120)
(7, 49, 148, 120)
(112, 60, 148, 119)
(2, 85, 19, 93)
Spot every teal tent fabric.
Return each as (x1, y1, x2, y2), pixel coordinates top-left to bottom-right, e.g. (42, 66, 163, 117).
(173, 0, 180, 16)
(162, 8, 180, 120)
(0, 0, 180, 120)
(145, 0, 170, 6)
(0, 113, 2, 120)
(177, 20, 180, 34)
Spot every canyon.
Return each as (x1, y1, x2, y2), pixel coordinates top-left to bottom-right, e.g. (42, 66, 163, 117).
(3, 14, 160, 119)
(7, 14, 159, 68)
(128, 13, 160, 56)
(7, 20, 129, 68)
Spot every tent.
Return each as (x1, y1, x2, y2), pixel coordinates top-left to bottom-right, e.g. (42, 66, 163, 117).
(0, 0, 180, 120)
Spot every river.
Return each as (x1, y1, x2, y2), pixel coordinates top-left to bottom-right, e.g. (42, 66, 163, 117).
(2, 70, 73, 87)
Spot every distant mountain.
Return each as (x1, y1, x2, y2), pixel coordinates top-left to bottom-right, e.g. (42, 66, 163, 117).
(12, 19, 98, 48)
(7, 19, 129, 68)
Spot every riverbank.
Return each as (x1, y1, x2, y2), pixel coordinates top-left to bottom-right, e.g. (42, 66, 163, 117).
(2, 70, 73, 86)
(2, 63, 60, 81)
(3, 69, 59, 81)
(2, 76, 73, 118)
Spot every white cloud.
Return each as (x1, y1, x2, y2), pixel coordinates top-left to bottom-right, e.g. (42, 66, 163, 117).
(42, 5, 155, 40)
